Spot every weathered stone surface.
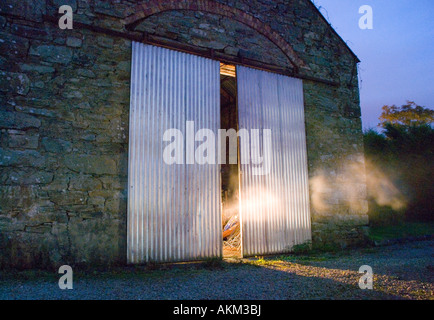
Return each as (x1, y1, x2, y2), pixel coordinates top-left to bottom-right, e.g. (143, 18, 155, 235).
(64, 155, 117, 175)
(69, 174, 102, 191)
(11, 24, 52, 41)
(41, 174, 70, 192)
(105, 195, 127, 215)
(0, 148, 45, 167)
(20, 64, 56, 74)
(62, 89, 84, 99)
(0, 110, 41, 129)
(66, 37, 83, 48)
(0, 32, 30, 59)
(25, 223, 53, 234)
(7, 130, 39, 149)
(41, 137, 72, 153)
(93, 0, 125, 18)
(116, 61, 130, 73)
(7, 170, 54, 185)
(29, 45, 73, 65)
(15, 106, 58, 118)
(66, 217, 126, 265)
(49, 190, 87, 206)
(0, 185, 43, 214)
(99, 175, 127, 190)
(0, 15, 6, 28)
(76, 68, 96, 78)
(0, 0, 46, 22)
(88, 196, 105, 207)
(0, 71, 30, 95)
(97, 36, 114, 48)
(0, 216, 13, 231)
(51, 0, 77, 12)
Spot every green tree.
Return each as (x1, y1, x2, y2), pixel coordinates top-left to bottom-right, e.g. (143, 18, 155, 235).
(379, 101, 434, 128)
(364, 101, 434, 224)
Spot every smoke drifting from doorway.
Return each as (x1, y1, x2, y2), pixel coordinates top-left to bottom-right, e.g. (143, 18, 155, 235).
(309, 157, 407, 215)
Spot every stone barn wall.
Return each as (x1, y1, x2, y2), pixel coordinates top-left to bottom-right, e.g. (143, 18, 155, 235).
(0, 0, 368, 268)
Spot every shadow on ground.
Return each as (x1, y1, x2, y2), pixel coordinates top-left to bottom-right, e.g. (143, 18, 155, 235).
(0, 240, 432, 300)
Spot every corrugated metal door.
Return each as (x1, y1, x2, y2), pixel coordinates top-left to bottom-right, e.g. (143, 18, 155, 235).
(237, 65, 311, 257)
(128, 43, 222, 263)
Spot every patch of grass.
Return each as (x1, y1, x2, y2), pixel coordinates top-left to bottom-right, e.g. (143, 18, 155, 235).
(245, 256, 275, 267)
(311, 242, 345, 254)
(255, 257, 267, 265)
(292, 241, 312, 255)
(360, 247, 379, 254)
(368, 222, 434, 242)
(241, 239, 349, 267)
(368, 203, 406, 226)
(0, 269, 56, 281)
(243, 249, 339, 267)
(253, 256, 266, 265)
(277, 251, 339, 264)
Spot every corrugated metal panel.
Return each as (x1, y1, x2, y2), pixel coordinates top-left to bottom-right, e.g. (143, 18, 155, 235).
(237, 65, 311, 257)
(128, 43, 222, 263)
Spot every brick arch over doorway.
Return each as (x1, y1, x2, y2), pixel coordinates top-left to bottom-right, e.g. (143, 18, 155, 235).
(122, 0, 306, 70)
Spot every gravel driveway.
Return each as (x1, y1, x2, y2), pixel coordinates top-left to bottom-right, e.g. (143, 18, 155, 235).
(1, 240, 433, 300)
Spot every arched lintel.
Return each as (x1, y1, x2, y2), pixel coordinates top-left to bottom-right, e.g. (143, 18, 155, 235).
(122, 0, 307, 71)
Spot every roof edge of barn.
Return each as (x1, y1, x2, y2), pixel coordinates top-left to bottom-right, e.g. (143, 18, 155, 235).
(306, 0, 361, 63)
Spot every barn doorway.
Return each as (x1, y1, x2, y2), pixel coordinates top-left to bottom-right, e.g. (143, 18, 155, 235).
(127, 43, 311, 263)
(220, 63, 242, 258)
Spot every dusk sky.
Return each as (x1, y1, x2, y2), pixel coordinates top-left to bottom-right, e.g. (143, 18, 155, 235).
(312, 0, 434, 129)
